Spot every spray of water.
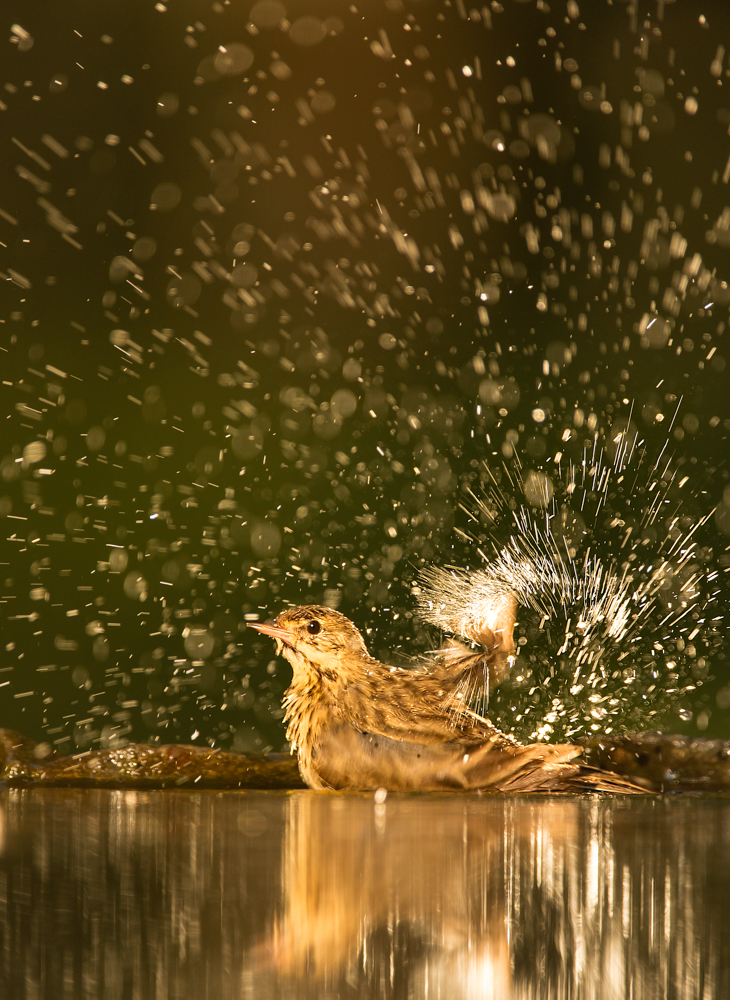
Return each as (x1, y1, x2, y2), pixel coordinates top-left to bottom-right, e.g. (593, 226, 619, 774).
(417, 423, 721, 741)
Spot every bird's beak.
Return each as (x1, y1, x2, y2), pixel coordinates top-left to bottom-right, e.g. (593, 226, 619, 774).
(247, 620, 293, 645)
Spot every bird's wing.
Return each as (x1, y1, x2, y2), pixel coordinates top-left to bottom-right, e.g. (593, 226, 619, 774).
(418, 566, 518, 654)
(335, 667, 511, 748)
(461, 740, 582, 791)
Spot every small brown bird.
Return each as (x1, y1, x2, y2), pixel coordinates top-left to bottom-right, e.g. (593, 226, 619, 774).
(249, 605, 638, 793)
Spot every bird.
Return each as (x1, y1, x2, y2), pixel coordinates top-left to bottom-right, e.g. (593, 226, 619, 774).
(248, 604, 641, 793)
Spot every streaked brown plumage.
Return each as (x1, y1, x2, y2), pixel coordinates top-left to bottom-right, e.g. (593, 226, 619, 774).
(249, 605, 641, 793)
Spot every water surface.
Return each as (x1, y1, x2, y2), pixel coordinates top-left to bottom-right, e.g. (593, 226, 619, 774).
(1, 789, 727, 999)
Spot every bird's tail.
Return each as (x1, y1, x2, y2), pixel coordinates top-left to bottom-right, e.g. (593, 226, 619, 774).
(460, 740, 645, 793)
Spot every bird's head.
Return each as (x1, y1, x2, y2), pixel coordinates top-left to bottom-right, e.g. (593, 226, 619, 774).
(248, 605, 370, 677)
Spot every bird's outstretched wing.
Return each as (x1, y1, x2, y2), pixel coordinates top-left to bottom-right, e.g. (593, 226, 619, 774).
(418, 566, 518, 655)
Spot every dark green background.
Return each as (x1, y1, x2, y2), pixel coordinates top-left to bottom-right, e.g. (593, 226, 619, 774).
(1, 0, 728, 753)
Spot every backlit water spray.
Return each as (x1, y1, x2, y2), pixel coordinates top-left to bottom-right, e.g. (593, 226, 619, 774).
(418, 420, 722, 742)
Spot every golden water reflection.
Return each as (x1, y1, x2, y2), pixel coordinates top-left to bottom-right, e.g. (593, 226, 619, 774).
(1, 789, 727, 999)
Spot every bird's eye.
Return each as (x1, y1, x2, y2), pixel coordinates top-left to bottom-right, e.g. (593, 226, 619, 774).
(306, 620, 321, 635)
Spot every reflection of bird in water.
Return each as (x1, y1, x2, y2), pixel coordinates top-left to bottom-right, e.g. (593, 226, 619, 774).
(266, 791, 519, 992)
(249, 601, 640, 793)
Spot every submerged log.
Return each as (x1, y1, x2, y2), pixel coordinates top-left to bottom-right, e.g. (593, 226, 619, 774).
(2, 728, 730, 792)
(0, 729, 305, 790)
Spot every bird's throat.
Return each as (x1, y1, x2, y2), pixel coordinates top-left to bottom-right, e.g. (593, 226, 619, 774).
(282, 664, 335, 756)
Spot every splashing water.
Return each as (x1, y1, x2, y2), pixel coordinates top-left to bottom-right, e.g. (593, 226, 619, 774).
(418, 425, 722, 742)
